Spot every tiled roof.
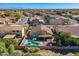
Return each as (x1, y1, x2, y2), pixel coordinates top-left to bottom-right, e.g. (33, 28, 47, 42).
(31, 25, 53, 35)
(58, 25, 79, 36)
(0, 18, 11, 23)
(0, 24, 24, 32)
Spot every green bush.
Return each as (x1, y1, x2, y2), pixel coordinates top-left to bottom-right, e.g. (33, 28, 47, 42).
(8, 44, 15, 54)
(23, 52, 41, 56)
(11, 50, 23, 56)
(24, 47, 40, 53)
(0, 41, 7, 54)
(73, 51, 79, 56)
(54, 32, 72, 46)
(0, 38, 40, 56)
(0, 52, 9, 56)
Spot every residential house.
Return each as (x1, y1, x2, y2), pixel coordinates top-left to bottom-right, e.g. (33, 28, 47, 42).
(58, 25, 79, 38)
(43, 25, 79, 38)
(0, 24, 27, 38)
(49, 15, 71, 25)
(30, 25, 53, 35)
(0, 18, 12, 24)
(72, 15, 79, 23)
(29, 25, 53, 41)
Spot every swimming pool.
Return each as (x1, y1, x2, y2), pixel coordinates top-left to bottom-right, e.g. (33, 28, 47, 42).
(26, 39, 40, 46)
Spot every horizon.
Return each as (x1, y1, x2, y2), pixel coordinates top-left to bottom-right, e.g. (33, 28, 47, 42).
(0, 3, 79, 9)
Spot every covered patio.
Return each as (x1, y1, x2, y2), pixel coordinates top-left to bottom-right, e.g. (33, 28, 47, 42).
(3, 34, 16, 39)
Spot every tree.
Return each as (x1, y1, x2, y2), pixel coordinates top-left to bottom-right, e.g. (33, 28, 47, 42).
(12, 39, 19, 48)
(3, 38, 14, 48)
(71, 38, 79, 46)
(8, 44, 15, 55)
(0, 13, 5, 18)
(8, 44, 23, 56)
(0, 41, 7, 54)
(54, 32, 72, 46)
(0, 34, 40, 56)
(43, 15, 50, 24)
(55, 10, 62, 15)
(0, 38, 24, 56)
(14, 12, 22, 19)
(30, 19, 40, 26)
(4, 11, 11, 17)
(35, 12, 42, 16)
(67, 39, 77, 46)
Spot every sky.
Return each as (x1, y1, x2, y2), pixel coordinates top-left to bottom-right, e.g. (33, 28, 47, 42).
(0, 3, 79, 9)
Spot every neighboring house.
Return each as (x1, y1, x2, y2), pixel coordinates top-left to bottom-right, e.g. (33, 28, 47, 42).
(43, 25, 79, 38)
(16, 17, 29, 25)
(61, 13, 72, 17)
(24, 13, 33, 17)
(70, 19, 78, 25)
(34, 15, 42, 20)
(29, 15, 43, 21)
(49, 15, 71, 25)
(72, 15, 79, 19)
(49, 18, 64, 25)
(0, 24, 27, 38)
(72, 15, 79, 23)
(0, 18, 12, 24)
(58, 25, 79, 38)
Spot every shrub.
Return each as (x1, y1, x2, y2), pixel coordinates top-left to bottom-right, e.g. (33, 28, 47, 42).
(11, 50, 23, 56)
(73, 51, 79, 56)
(24, 47, 40, 53)
(23, 52, 41, 56)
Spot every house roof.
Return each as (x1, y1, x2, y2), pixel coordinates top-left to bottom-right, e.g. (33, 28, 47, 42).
(0, 18, 12, 23)
(49, 14, 69, 25)
(58, 25, 79, 36)
(38, 35, 52, 37)
(50, 18, 64, 25)
(72, 15, 79, 18)
(0, 24, 24, 32)
(3, 34, 16, 39)
(31, 25, 53, 35)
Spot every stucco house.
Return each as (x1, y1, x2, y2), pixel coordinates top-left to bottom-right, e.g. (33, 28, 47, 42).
(0, 18, 12, 24)
(58, 25, 79, 38)
(0, 24, 27, 38)
(49, 15, 71, 25)
(30, 25, 53, 35)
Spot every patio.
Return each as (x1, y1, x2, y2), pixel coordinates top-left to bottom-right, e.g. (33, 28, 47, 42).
(24, 34, 54, 46)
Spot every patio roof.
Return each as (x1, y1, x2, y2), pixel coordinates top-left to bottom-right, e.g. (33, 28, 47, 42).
(3, 34, 16, 39)
(38, 35, 52, 38)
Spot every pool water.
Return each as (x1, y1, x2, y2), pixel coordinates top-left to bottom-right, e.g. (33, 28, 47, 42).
(26, 39, 40, 46)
